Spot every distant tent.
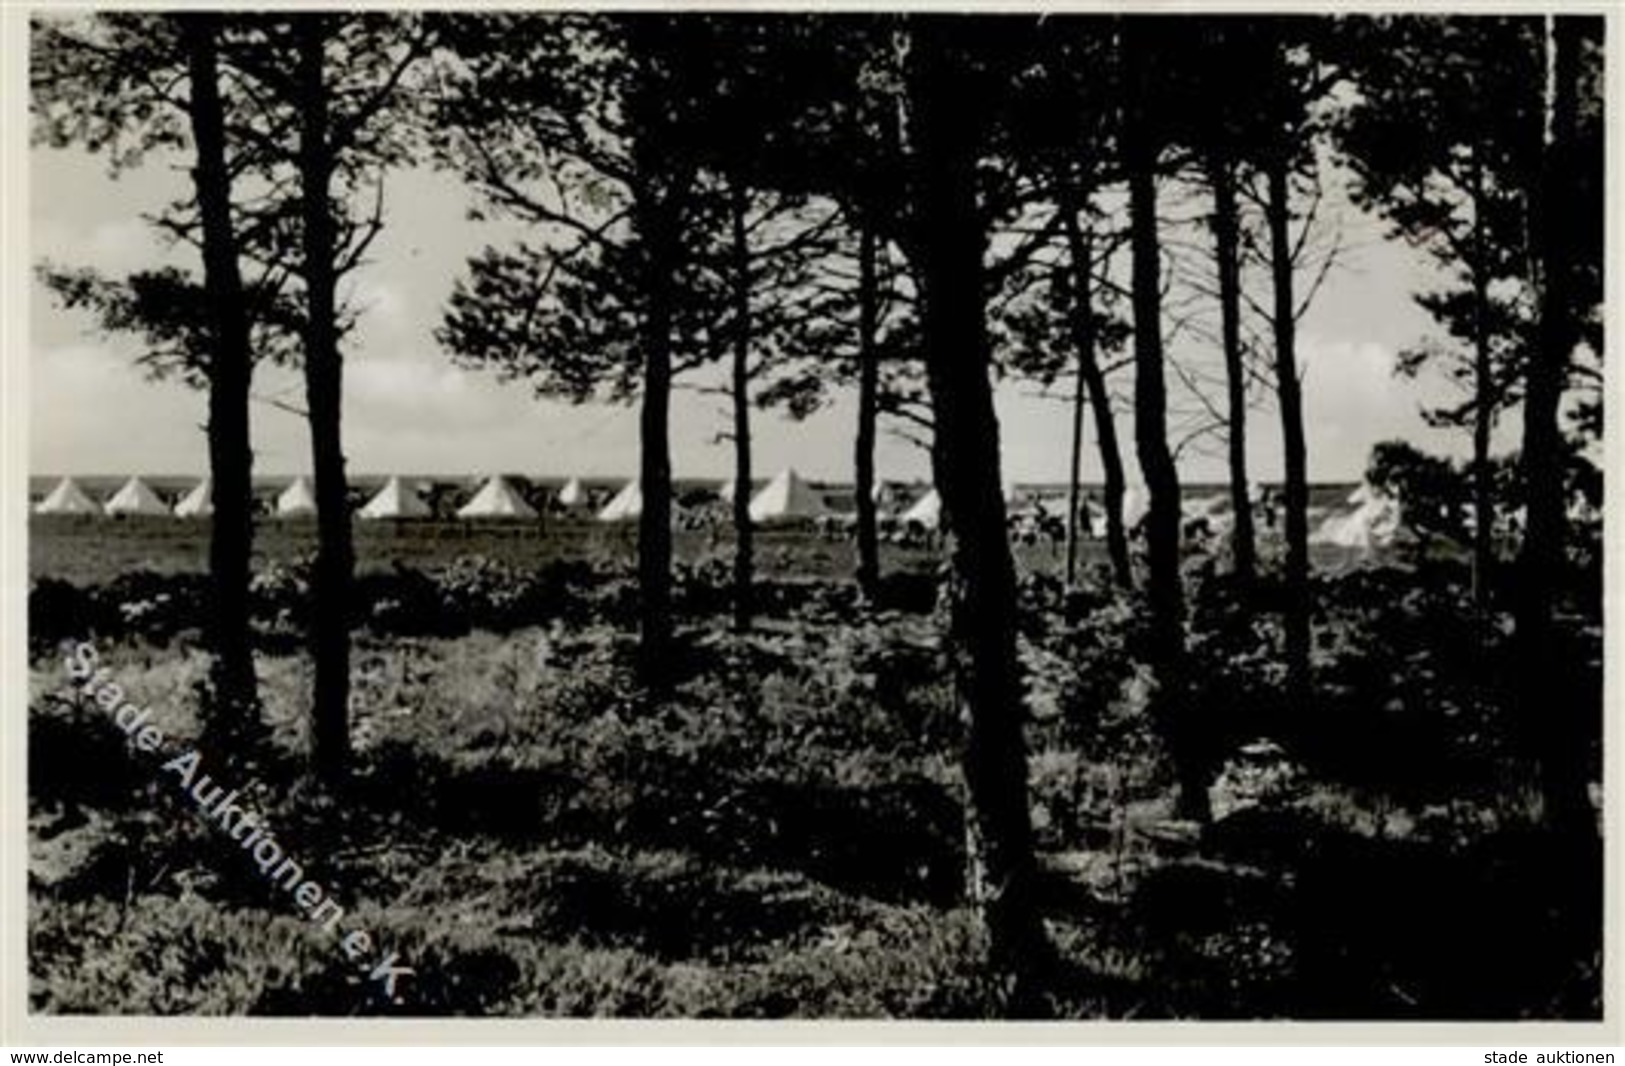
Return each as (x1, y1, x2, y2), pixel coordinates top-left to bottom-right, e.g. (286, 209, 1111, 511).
(901, 487, 942, 529)
(1121, 486, 1150, 530)
(1313, 483, 1401, 549)
(716, 478, 737, 504)
(104, 475, 170, 517)
(275, 476, 318, 518)
(360, 475, 429, 519)
(555, 477, 587, 508)
(457, 475, 536, 519)
(748, 468, 830, 523)
(597, 479, 643, 522)
(35, 476, 101, 515)
(174, 478, 213, 518)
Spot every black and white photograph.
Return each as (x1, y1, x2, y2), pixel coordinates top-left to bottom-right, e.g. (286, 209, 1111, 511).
(12, 5, 1613, 1028)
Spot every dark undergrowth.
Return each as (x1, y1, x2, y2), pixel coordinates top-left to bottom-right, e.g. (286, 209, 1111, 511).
(27, 548, 1602, 1018)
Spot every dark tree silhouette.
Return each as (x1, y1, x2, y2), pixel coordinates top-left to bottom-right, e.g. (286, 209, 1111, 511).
(899, 15, 1051, 1007)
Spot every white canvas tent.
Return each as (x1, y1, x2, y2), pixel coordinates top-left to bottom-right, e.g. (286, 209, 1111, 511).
(36, 477, 101, 516)
(173, 478, 212, 518)
(275, 476, 318, 518)
(748, 468, 830, 523)
(1121, 486, 1150, 530)
(901, 487, 942, 529)
(555, 477, 587, 508)
(716, 478, 738, 504)
(360, 475, 430, 519)
(597, 479, 643, 522)
(457, 475, 536, 519)
(104, 476, 170, 516)
(1312, 483, 1402, 549)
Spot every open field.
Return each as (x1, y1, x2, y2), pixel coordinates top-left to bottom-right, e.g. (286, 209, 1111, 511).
(30, 508, 1385, 588)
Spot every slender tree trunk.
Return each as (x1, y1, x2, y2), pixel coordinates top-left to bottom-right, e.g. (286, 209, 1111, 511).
(1059, 197, 1095, 592)
(296, 17, 353, 785)
(854, 217, 882, 598)
(1468, 152, 1494, 616)
(1266, 149, 1311, 707)
(181, 13, 260, 747)
(1124, 24, 1204, 823)
(729, 176, 754, 633)
(1066, 337, 1088, 591)
(904, 24, 1049, 1007)
(636, 203, 676, 682)
(1210, 153, 1257, 584)
(1519, 16, 1590, 836)
(1059, 176, 1132, 589)
(624, 29, 681, 687)
(1081, 343, 1132, 590)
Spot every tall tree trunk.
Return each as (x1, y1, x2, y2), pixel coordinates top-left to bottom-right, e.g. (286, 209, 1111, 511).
(296, 17, 354, 785)
(729, 176, 754, 633)
(1518, 16, 1590, 836)
(1065, 333, 1088, 591)
(1468, 151, 1494, 617)
(904, 24, 1049, 1007)
(1265, 147, 1311, 707)
(181, 13, 260, 748)
(1124, 23, 1204, 822)
(853, 216, 882, 598)
(636, 199, 676, 683)
(625, 29, 681, 687)
(1059, 174, 1132, 589)
(1081, 342, 1132, 590)
(1058, 194, 1095, 592)
(1210, 152, 1257, 584)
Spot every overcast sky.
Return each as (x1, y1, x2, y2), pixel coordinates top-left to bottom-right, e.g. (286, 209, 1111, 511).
(30, 141, 1499, 485)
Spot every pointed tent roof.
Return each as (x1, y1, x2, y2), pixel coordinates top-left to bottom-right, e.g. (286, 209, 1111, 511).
(174, 477, 213, 517)
(716, 478, 738, 504)
(555, 477, 587, 508)
(36, 476, 102, 515)
(749, 468, 830, 523)
(104, 475, 170, 516)
(901, 487, 942, 528)
(597, 478, 643, 521)
(360, 475, 430, 519)
(457, 474, 536, 519)
(275, 476, 318, 517)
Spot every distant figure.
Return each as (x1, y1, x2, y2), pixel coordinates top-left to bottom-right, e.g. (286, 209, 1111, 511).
(1259, 488, 1279, 531)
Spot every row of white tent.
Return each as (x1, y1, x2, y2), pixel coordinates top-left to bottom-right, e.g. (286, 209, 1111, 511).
(32, 469, 854, 524)
(31, 472, 1421, 547)
(33, 474, 534, 521)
